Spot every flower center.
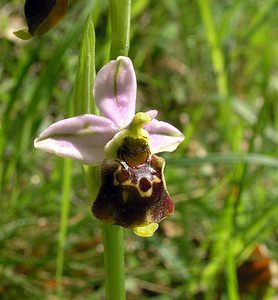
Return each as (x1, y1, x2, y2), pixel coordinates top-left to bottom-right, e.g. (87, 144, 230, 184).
(105, 112, 152, 164)
(118, 136, 150, 167)
(117, 113, 151, 167)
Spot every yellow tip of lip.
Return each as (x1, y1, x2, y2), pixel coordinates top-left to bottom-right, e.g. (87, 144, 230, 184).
(132, 223, 159, 237)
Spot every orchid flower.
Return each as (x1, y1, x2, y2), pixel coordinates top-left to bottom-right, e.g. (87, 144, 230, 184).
(34, 56, 184, 237)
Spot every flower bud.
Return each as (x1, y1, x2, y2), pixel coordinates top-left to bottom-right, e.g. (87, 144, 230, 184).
(14, 0, 68, 39)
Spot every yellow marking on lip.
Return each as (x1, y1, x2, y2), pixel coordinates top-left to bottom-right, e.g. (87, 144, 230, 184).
(112, 161, 161, 198)
(113, 175, 161, 198)
(113, 165, 122, 186)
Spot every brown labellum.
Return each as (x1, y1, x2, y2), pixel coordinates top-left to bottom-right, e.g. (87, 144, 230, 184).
(92, 154, 174, 229)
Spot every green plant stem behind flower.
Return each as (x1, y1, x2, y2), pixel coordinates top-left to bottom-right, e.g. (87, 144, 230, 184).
(101, 223, 125, 300)
(109, 0, 131, 59)
(99, 1, 131, 299)
(77, 3, 129, 299)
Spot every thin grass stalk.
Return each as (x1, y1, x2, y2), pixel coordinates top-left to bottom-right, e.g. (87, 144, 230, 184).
(197, 0, 232, 140)
(197, 3, 239, 297)
(55, 158, 72, 298)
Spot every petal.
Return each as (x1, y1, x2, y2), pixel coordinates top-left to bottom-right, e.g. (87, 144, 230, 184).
(34, 114, 118, 165)
(94, 56, 136, 128)
(145, 109, 158, 120)
(143, 119, 184, 154)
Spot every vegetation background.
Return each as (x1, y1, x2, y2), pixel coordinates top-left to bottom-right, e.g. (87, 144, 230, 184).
(1, 0, 278, 299)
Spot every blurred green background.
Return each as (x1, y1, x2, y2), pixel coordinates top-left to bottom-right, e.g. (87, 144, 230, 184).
(1, 0, 278, 299)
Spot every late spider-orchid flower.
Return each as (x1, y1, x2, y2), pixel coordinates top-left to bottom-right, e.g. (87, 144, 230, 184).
(34, 56, 184, 237)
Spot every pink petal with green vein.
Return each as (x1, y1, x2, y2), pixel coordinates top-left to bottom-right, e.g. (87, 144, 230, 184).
(34, 114, 118, 165)
(94, 56, 136, 128)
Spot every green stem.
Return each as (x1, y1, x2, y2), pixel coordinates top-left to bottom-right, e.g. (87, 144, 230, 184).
(102, 223, 126, 300)
(98, 1, 131, 299)
(109, 0, 131, 59)
(56, 158, 72, 298)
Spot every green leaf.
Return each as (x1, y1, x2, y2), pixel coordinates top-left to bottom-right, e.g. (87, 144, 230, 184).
(74, 14, 96, 115)
(167, 153, 278, 168)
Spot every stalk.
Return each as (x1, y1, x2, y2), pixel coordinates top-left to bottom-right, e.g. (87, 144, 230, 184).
(56, 158, 72, 298)
(100, 1, 131, 299)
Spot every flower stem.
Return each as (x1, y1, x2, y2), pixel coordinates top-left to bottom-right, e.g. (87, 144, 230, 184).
(102, 223, 126, 300)
(99, 1, 131, 299)
(109, 0, 131, 59)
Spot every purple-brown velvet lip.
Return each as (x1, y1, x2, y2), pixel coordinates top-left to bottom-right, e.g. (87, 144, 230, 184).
(92, 155, 174, 228)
